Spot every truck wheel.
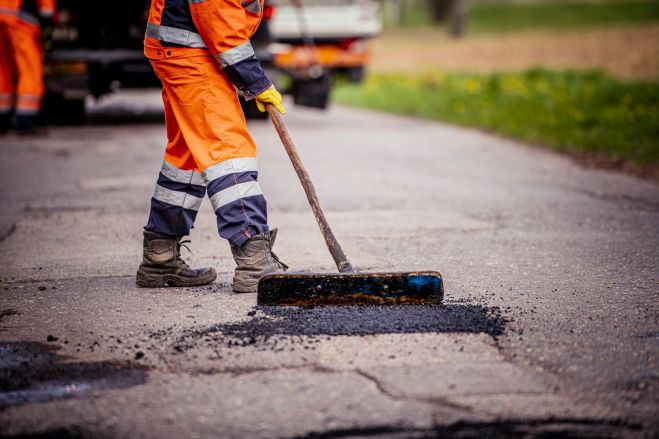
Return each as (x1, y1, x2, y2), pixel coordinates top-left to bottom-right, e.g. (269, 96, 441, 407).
(240, 96, 268, 120)
(346, 67, 366, 84)
(42, 93, 86, 125)
(292, 72, 331, 110)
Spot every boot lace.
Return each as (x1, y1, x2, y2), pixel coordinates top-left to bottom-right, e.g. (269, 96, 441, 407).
(269, 242, 289, 270)
(176, 238, 192, 269)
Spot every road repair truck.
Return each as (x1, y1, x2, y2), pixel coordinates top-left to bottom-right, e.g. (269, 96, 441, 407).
(43, 0, 154, 123)
(43, 0, 277, 122)
(269, 0, 381, 109)
(42, 0, 378, 121)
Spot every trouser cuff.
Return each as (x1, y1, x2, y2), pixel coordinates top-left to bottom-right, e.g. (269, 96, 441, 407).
(145, 198, 198, 237)
(229, 225, 268, 247)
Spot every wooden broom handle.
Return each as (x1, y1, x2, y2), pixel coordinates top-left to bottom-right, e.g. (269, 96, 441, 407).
(266, 104, 354, 273)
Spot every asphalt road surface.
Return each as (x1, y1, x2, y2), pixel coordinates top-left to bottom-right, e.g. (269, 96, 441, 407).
(0, 91, 657, 438)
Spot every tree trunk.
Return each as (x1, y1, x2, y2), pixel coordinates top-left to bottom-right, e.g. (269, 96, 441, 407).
(429, 0, 452, 23)
(382, 0, 403, 28)
(450, 0, 467, 38)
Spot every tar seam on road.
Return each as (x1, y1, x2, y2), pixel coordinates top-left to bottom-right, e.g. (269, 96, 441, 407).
(0, 223, 16, 243)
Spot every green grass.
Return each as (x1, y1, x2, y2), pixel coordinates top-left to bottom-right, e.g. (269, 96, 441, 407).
(399, 0, 659, 32)
(333, 69, 659, 164)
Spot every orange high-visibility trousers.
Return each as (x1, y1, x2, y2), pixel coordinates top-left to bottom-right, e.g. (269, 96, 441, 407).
(145, 54, 268, 246)
(0, 16, 44, 118)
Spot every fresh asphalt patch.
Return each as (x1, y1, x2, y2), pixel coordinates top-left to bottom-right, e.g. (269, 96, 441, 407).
(152, 300, 510, 357)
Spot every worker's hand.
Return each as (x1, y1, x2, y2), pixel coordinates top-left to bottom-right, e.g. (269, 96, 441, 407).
(255, 86, 285, 114)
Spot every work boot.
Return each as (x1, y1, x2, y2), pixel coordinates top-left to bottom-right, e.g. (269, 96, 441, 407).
(15, 115, 40, 135)
(0, 113, 11, 134)
(136, 231, 217, 287)
(231, 228, 288, 293)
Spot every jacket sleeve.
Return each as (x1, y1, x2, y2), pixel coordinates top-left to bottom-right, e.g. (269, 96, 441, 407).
(190, 0, 272, 100)
(37, 0, 56, 18)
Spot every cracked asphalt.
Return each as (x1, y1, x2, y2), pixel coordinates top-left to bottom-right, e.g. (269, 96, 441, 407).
(0, 91, 658, 438)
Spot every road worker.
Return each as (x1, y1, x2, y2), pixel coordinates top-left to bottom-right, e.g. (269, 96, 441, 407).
(0, 0, 54, 134)
(136, 0, 288, 292)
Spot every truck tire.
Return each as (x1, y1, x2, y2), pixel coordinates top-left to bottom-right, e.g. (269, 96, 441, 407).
(292, 72, 331, 110)
(346, 67, 365, 84)
(42, 92, 86, 125)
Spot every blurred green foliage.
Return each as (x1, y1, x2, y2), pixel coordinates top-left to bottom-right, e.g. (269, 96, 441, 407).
(399, 0, 659, 32)
(334, 69, 659, 163)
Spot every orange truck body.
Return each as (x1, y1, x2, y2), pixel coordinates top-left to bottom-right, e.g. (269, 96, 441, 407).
(274, 42, 370, 70)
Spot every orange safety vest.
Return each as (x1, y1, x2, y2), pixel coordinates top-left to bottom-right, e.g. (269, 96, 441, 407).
(0, 0, 55, 26)
(145, 0, 270, 100)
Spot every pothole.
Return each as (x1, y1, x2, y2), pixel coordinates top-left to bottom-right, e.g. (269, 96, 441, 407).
(0, 342, 149, 409)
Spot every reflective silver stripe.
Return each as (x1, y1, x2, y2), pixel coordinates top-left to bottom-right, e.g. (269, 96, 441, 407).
(216, 41, 255, 68)
(17, 11, 39, 25)
(0, 7, 18, 17)
(209, 181, 263, 210)
(0, 105, 12, 112)
(153, 185, 204, 211)
(145, 23, 206, 49)
(188, 0, 207, 4)
(161, 161, 205, 186)
(0, 7, 53, 23)
(242, 0, 261, 14)
(202, 157, 259, 184)
(0, 93, 11, 102)
(17, 94, 41, 102)
(15, 108, 39, 116)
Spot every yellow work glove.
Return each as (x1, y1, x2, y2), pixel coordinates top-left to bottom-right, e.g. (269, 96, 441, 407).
(255, 86, 285, 114)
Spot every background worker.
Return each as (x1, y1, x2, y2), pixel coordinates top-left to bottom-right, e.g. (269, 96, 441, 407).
(136, 0, 288, 292)
(0, 0, 55, 134)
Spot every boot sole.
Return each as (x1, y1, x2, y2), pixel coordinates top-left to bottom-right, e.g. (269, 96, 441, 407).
(136, 269, 217, 288)
(232, 270, 299, 294)
(232, 282, 257, 294)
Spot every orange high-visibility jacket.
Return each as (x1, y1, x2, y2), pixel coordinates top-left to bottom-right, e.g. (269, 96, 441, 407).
(0, 0, 56, 25)
(145, 0, 271, 100)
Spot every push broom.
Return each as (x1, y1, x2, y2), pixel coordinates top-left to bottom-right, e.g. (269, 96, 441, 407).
(257, 105, 444, 306)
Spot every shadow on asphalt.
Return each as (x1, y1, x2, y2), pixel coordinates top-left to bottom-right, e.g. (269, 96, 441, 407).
(0, 429, 88, 439)
(0, 342, 149, 410)
(85, 108, 164, 125)
(50, 105, 271, 126)
(0, 419, 641, 439)
(82, 110, 271, 126)
(290, 420, 643, 439)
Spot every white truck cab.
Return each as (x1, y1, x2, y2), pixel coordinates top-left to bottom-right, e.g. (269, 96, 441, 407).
(268, 0, 381, 108)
